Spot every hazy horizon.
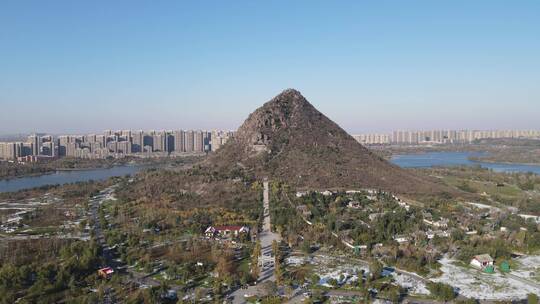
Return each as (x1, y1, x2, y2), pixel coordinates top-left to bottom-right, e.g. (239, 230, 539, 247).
(1, 1, 539, 134)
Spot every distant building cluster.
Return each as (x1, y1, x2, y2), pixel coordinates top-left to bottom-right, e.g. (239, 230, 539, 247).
(0, 130, 234, 161)
(353, 129, 540, 145)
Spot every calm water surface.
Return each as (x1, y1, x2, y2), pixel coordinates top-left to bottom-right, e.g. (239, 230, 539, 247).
(391, 151, 540, 175)
(2, 152, 539, 193)
(0, 165, 143, 193)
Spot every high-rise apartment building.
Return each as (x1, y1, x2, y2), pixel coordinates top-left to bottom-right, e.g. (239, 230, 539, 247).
(0, 142, 22, 159)
(194, 130, 204, 152)
(184, 130, 194, 152)
(359, 129, 540, 145)
(42, 142, 55, 157)
(173, 130, 185, 152)
(353, 134, 390, 144)
(132, 130, 144, 153)
(28, 134, 39, 156)
(152, 132, 169, 152)
(210, 130, 234, 150)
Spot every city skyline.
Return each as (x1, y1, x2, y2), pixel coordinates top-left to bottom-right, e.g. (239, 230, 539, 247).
(1, 1, 540, 134)
(2, 126, 540, 139)
(2, 121, 540, 138)
(2, 127, 539, 161)
(0, 129, 235, 160)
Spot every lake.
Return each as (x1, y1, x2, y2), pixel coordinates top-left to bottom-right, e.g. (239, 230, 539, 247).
(2, 152, 539, 193)
(0, 165, 143, 193)
(391, 151, 540, 175)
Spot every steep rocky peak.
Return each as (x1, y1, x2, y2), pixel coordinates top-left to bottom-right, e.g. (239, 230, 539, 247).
(233, 89, 322, 149)
(206, 89, 455, 196)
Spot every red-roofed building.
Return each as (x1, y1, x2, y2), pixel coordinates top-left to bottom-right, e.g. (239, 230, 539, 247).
(205, 225, 249, 238)
(98, 267, 114, 279)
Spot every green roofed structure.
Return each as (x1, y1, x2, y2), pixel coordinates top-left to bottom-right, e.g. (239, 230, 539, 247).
(500, 261, 510, 273)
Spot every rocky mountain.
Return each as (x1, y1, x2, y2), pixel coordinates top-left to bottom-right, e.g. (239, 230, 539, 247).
(207, 89, 453, 195)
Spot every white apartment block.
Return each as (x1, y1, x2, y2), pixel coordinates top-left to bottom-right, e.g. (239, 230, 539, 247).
(353, 129, 540, 145)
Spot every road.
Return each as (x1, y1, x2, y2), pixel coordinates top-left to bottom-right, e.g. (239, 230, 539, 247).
(230, 179, 281, 304)
(258, 179, 281, 282)
(89, 185, 124, 304)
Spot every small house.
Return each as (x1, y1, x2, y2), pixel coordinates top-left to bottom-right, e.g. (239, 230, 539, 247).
(425, 230, 450, 240)
(347, 201, 361, 209)
(470, 254, 494, 270)
(393, 235, 409, 244)
(422, 211, 433, 220)
(98, 267, 114, 279)
(423, 217, 448, 228)
(205, 225, 249, 238)
(321, 190, 333, 196)
(397, 200, 410, 211)
(296, 191, 308, 198)
(436, 230, 450, 238)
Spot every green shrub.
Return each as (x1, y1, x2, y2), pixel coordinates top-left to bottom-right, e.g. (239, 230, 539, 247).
(426, 282, 456, 301)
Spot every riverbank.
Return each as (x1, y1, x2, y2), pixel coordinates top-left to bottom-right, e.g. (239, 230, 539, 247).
(0, 155, 203, 181)
(371, 138, 540, 166)
(55, 166, 114, 171)
(0, 155, 205, 193)
(391, 151, 540, 175)
(0, 158, 132, 181)
(0, 170, 55, 181)
(0, 165, 119, 181)
(468, 157, 540, 166)
(0, 165, 143, 193)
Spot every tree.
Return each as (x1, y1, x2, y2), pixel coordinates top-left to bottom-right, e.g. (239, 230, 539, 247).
(528, 293, 539, 304)
(310, 274, 320, 286)
(260, 281, 277, 297)
(427, 282, 456, 301)
(301, 240, 311, 254)
(357, 269, 365, 289)
(457, 181, 476, 193)
(451, 229, 465, 242)
(272, 240, 279, 257)
(310, 289, 326, 303)
(240, 271, 252, 285)
(274, 258, 283, 286)
(251, 241, 261, 278)
(212, 279, 223, 297)
(215, 251, 235, 280)
(369, 259, 383, 280)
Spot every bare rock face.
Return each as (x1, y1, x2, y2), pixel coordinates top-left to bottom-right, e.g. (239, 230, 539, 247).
(207, 89, 453, 196)
(234, 89, 311, 155)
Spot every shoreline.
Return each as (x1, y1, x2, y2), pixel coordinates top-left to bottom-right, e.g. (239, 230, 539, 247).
(0, 164, 129, 182)
(386, 149, 539, 167)
(0, 170, 56, 182)
(468, 157, 540, 166)
(55, 166, 112, 172)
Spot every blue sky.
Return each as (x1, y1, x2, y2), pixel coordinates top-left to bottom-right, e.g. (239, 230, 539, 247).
(0, 1, 539, 134)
